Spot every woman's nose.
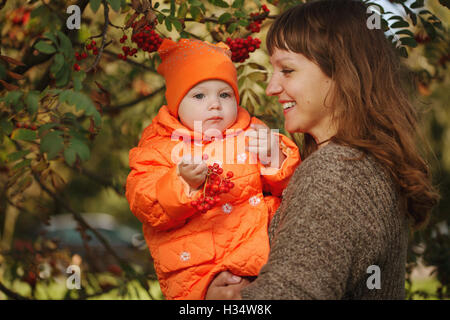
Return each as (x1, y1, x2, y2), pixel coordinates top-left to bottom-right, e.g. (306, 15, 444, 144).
(266, 74, 283, 96)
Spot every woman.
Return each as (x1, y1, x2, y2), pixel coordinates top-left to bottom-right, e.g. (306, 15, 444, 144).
(205, 0, 440, 299)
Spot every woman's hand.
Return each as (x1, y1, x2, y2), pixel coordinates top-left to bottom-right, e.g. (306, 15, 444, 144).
(245, 123, 286, 168)
(178, 155, 208, 190)
(205, 271, 251, 300)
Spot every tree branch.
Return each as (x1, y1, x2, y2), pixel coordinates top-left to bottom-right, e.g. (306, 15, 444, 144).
(0, 280, 31, 300)
(85, 0, 109, 73)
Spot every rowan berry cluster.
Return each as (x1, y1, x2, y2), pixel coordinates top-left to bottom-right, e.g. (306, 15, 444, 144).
(131, 24, 163, 54)
(247, 4, 270, 33)
(15, 123, 37, 130)
(190, 163, 235, 214)
(226, 36, 261, 63)
(73, 40, 98, 71)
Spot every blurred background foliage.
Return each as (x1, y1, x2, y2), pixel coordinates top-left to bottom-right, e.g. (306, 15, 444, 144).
(0, 0, 448, 300)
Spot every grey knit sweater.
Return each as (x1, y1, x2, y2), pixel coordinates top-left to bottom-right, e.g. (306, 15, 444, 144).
(241, 142, 410, 300)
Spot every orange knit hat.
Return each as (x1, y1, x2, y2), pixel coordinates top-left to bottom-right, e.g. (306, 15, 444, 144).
(157, 38, 240, 119)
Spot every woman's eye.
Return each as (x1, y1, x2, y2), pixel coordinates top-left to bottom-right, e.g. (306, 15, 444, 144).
(193, 93, 205, 99)
(281, 69, 294, 75)
(220, 92, 232, 98)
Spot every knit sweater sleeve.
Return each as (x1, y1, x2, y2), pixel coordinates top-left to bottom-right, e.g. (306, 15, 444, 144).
(240, 146, 379, 300)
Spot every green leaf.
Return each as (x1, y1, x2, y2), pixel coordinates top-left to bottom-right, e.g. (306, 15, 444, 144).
(50, 53, 65, 76)
(73, 71, 86, 91)
(410, 0, 424, 9)
(238, 19, 249, 27)
(0, 119, 14, 135)
(170, 0, 176, 16)
(208, 0, 229, 8)
(64, 91, 101, 126)
(227, 22, 238, 33)
(38, 123, 59, 137)
(56, 30, 74, 59)
(71, 137, 90, 161)
(55, 63, 71, 87)
(63, 146, 77, 166)
(177, 2, 188, 19)
(7, 150, 31, 162)
(234, 10, 246, 18)
(25, 91, 39, 115)
(395, 29, 415, 37)
(40, 131, 64, 160)
(169, 16, 183, 32)
(11, 129, 37, 142)
(157, 13, 165, 24)
(189, 6, 202, 21)
(397, 46, 408, 58)
(4, 91, 23, 106)
(399, 37, 418, 48)
(232, 0, 244, 9)
(35, 41, 56, 55)
(107, 0, 121, 12)
(188, 0, 203, 6)
(219, 12, 232, 24)
(180, 31, 190, 38)
(391, 20, 409, 28)
(165, 17, 172, 32)
(13, 159, 31, 171)
(43, 31, 58, 46)
(90, 0, 101, 13)
(388, 15, 405, 21)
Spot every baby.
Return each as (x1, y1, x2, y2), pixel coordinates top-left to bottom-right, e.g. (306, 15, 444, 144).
(126, 38, 301, 299)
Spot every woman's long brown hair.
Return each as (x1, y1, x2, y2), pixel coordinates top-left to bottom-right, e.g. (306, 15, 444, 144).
(266, 0, 440, 229)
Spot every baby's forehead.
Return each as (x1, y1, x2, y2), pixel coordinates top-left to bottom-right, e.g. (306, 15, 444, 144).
(190, 80, 232, 91)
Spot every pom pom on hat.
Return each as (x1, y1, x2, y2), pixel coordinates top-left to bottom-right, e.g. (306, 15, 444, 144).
(157, 38, 240, 119)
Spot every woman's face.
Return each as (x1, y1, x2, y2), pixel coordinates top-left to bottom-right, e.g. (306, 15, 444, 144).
(266, 48, 337, 143)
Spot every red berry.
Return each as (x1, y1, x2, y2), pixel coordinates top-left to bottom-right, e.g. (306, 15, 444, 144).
(73, 63, 81, 71)
(91, 40, 96, 46)
(191, 200, 198, 207)
(86, 44, 92, 50)
(226, 171, 233, 178)
(81, 52, 88, 59)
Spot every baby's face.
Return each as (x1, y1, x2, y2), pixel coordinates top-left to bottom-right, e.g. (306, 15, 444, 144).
(178, 80, 238, 136)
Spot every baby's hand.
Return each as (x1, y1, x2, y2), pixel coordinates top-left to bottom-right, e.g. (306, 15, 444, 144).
(178, 155, 208, 190)
(245, 123, 283, 167)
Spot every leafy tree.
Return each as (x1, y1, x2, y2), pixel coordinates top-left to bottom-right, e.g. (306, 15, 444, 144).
(0, 0, 448, 299)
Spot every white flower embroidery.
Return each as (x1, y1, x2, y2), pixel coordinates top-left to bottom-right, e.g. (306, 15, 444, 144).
(249, 196, 261, 206)
(222, 203, 233, 214)
(237, 153, 247, 163)
(180, 251, 191, 262)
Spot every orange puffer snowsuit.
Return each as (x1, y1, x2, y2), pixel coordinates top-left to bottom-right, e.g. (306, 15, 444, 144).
(126, 105, 301, 299)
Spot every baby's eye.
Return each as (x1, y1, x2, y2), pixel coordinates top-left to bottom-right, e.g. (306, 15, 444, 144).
(220, 92, 232, 98)
(193, 93, 205, 99)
